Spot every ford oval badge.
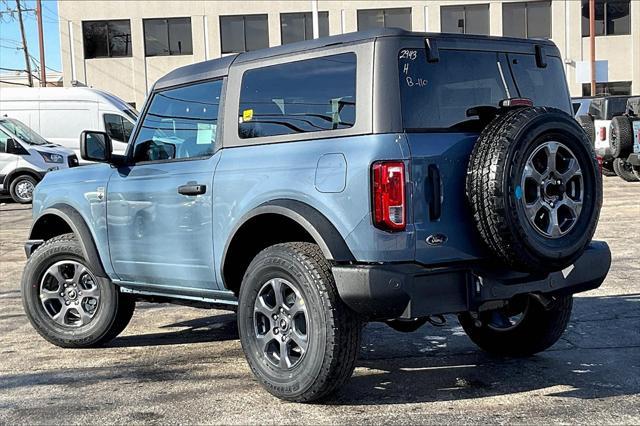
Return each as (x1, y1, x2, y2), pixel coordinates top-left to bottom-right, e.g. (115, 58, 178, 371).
(426, 234, 447, 246)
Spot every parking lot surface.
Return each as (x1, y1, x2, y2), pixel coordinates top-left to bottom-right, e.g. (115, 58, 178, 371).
(0, 177, 638, 424)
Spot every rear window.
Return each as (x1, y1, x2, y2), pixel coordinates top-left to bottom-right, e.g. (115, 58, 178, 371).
(238, 53, 356, 139)
(399, 48, 571, 130)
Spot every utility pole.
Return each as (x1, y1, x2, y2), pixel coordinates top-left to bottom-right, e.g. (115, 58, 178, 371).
(15, 0, 33, 87)
(589, 0, 596, 96)
(36, 0, 46, 87)
(311, 0, 319, 39)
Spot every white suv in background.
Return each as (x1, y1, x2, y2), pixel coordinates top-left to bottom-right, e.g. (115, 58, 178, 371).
(0, 117, 77, 203)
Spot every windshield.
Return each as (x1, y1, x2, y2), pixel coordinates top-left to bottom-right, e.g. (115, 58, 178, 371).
(0, 118, 48, 145)
(398, 48, 572, 130)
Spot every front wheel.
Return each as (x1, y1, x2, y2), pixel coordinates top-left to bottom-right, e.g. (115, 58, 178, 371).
(458, 294, 573, 357)
(21, 234, 135, 348)
(237, 242, 361, 402)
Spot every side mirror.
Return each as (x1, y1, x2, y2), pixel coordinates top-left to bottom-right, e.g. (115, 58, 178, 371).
(80, 130, 112, 162)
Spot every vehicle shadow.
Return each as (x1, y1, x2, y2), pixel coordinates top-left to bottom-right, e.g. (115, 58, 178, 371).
(102, 294, 638, 404)
(328, 293, 640, 405)
(109, 313, 239, 347)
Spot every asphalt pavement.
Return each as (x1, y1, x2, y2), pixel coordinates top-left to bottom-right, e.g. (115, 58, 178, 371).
(0, 177, 638, 424)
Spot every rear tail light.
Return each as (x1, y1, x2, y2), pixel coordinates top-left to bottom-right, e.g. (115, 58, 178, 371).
(499, 98, 533, 108)
(372, 161, 406, 231)
(599, 127, 606, 141)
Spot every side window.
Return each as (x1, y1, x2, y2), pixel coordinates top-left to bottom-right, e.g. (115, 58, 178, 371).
(132, 79, 222, 163)
(0, 129, 10, 153)
(238, 53, 356, 139)
(104, 114, 127, 141)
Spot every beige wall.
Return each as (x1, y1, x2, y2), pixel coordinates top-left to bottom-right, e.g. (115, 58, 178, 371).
(58, 0, 640, 108)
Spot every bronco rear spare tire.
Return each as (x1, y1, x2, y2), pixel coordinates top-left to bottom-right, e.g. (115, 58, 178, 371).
(467, 107, 602, 272)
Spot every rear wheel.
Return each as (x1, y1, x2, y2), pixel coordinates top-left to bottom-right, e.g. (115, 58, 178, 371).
(21, 234, 135, 348)
(237, 242, 361, 402)
(9, 174, 37, 204)
(459, 294, 573, 357)
(613, 158, 640, 182)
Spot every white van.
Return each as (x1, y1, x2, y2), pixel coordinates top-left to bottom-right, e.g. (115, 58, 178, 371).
(0, 87, 137, 157)
(0, 117, 76, 203)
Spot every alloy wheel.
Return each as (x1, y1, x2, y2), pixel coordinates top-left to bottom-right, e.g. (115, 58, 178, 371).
(39, 260, 101, 327)
(520, 141, 584, 238)
(253, 278, 309, 369)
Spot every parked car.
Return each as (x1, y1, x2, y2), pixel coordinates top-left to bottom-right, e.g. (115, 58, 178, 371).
(572, 96, 595, 117)
(0, 87, 137, 158)
(609, 96, 640, 181)
(576, 95, 632, 176)
(21, 29, 610, 402)
(0, 117, 77, 203)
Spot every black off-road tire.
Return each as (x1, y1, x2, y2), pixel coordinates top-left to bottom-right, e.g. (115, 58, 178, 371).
(613, 158, 640, 182)
(609, 116, 633, 158)
(9, 174, 38, 204)
(467, 107, 602, 272)
(601, 159, 617, 177)
(576, 114, 595, 144)
(21, 233, 135, 348)
(458, 294, 573, 357)
(237, 242, 361, 402)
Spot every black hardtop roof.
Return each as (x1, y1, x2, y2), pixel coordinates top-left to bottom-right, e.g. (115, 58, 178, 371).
(154, 28, 558, 90)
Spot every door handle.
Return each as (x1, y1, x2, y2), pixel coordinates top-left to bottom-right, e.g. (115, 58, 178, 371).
(178, 184, 206, 196)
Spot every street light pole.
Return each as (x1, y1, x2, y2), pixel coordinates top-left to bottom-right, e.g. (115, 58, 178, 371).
(36, 0, 47, 87)
(311, 0, 319, 39)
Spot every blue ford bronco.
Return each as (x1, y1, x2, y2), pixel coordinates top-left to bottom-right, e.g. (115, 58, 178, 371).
(22, 29, 611, 402)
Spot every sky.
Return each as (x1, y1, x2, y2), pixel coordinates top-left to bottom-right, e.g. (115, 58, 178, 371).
(0, 0, 62, 75)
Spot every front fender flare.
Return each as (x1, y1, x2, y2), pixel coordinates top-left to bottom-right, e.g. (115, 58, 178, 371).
(29, 204, 108, 278)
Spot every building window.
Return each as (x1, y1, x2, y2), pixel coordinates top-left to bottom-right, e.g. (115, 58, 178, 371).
(357, 8, 412, 31)
(280, 12, 329, 44)
(143, 18, 193, 57)
(581, 81, 631, 96)
(581, 0, 630, 36)
(503, 1, 551, 39)
(220, 15, 269, 54)
(238, 53, 356, 139)
(441, 4, 489, 35)
(82, 20, 132, 59)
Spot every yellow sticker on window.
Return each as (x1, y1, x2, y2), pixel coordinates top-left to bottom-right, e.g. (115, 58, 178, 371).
(242, 109, 253, 122)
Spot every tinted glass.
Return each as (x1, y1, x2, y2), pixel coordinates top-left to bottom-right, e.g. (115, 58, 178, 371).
(238, 53, 356, 139)
(83, 21, 108, 58)
(399, 49, 508, 129)
(169, 18, 193, 55)
(607, 0, 630, 35)
(465, 4, 489, 35)
(132, 80, 223, 162)
(384, 8, 412, 30)
(0, 129, 10, 153)
(357, 9, 384, 30)
(108, 20, 132, 57)
(581, 82, 632, 96)
(220, 16, 245, 53)
(509, 54, 571, 112)
(104, 114, 126, 141)
(83, 20, 131, 58)
(581, 0, 605, 36)
(358, 8, 411, 31)
(144, 19, 169, 56)
(441, 6, 465, 33)
(503, 2, 527, 38)
(245, 15, 269, 51)
(527, 1, 551, 38)
(281, 12, 329, 44)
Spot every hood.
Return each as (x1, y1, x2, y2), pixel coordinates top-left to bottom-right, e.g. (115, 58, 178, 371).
(28, 144, 75, 156)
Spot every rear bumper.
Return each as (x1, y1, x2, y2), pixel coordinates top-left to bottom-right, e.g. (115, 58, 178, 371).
(333, 241, 611, 320)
